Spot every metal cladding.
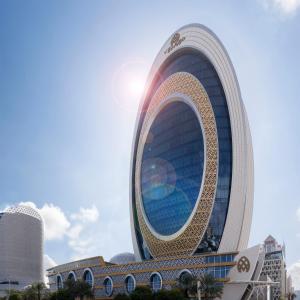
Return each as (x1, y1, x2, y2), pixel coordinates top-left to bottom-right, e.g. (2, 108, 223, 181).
(0, 205, 43, 288)
(130, 24, 254, 260)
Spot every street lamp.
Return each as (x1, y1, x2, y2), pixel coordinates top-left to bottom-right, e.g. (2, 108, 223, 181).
(197, 280, 201, 300)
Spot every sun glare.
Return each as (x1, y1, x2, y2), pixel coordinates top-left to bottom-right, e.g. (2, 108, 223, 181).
(112, 60, 148, 112)
(128, 77, 145, 97)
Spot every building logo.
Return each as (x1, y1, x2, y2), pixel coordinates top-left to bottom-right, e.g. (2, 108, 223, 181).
(164, 33, 185, 54)
(237, 256, 250, 273)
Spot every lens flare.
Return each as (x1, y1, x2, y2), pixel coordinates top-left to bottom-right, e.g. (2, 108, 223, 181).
(111, 60, 149, 112)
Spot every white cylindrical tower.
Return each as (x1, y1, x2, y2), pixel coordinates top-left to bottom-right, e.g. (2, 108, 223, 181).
(0, 205, 44, 290)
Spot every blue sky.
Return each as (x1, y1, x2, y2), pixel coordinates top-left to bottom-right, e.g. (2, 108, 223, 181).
(1, 0, 300, 288)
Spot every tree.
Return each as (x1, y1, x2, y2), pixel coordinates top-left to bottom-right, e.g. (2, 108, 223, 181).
(64, 279, 94, 300)
(113, 293, 130, 300)
(176, 272, 198, 298)
(49, 289, 70, 300)
(22, 282, 48, 300)
(7, 292, 22, 300)
(198, 273, 223, 300)
(153, 289, 185, 300)
(177, 272, 223, 300)
(130, 286, 152, 300)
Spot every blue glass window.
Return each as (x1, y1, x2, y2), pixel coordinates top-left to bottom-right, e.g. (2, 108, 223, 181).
(83, 270, 93, 287)
(67, 272, 75, 281)
(125, 275, 135, 294)
(104, 277, 113, 296)
(132, 48, 233, 258)
(57, 275, 63, 289)
(141, 101, 204, 236)
(150, 273, 162, 292)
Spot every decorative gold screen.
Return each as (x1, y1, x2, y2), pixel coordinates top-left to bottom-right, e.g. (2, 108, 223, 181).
(135, 72, 218, 258)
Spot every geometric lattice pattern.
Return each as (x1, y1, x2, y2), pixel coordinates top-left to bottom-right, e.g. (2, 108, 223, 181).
(48, 253, 236, 300)
(135, 72, 218, 258)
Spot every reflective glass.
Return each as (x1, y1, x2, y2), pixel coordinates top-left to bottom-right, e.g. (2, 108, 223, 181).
(67, 273, 75, 281)
(104, 278, 113, 296)
(141, 101, 204, 235)
(83, 271, 93, 286)
(150, 273, 162, 292)
(57, 276, 63, 289)
(125, 276, 135, 293)
(133, 49, 233, 257)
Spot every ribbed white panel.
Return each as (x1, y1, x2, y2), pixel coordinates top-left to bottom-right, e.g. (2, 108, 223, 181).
(0, 206, 43, 288)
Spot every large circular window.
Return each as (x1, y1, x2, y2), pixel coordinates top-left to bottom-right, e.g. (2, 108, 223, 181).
(141, 101, 204, 236)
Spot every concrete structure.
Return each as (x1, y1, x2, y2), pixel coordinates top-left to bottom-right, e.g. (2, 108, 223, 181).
(48, 24, 273, 300)
(259, 235, 287, 299)
(0, 205, 43, 293)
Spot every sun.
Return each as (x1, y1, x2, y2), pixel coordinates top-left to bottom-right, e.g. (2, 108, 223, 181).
(112, 60, 148, 112)
(128, 77, 145, 97)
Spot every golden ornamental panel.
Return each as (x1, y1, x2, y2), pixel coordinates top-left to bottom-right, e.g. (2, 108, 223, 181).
(135, 72, 218, 258)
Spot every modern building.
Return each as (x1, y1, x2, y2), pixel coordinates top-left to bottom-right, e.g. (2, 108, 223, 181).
(259, 235, 287, 299)
(0, 205, 44, 294)
(48, 24, 273, 299)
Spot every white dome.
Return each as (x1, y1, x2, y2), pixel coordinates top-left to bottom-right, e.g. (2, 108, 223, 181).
(109, 252, 136, 265)
(5, 205, 42, 221)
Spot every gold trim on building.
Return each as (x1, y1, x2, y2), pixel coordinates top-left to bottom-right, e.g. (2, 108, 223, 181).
(95, 262, 236, 278)
(135, 72, 218, 258)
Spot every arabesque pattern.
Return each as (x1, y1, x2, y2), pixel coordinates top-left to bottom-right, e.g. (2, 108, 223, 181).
(135, 72, 218, 258)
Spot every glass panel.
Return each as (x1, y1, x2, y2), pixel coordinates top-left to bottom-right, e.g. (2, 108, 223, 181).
(133, 49, 233, 257)
(126, 276, 135, 293)
(141, 101, 204, 235)
(150, 274, 162, 292)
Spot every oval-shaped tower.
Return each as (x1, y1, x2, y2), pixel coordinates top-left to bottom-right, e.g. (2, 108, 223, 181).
(0, 205, 44, 289)
(130, 24, 253, 260)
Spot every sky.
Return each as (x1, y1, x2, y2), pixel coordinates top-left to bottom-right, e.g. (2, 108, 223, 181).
(1, 0, 300, 289)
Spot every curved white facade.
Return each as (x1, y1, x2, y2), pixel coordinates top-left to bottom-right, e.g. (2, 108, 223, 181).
(0, 205, 43, 288)
(130, 24, 253, 260)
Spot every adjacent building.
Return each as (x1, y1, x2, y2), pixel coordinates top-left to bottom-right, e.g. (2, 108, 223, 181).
(48, 24, 281, 300)
(259, 235, 287, 299)
(0, 205, 44, 293)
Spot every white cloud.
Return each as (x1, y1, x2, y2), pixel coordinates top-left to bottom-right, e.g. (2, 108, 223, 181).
(44, 254, 57, 285)
(6, 201, 132, 264)
(70, 205, 99, 223)
(41, 204, 71, 241)
(18, 201, 71, 241)
(262, 0, 300, 15)
(289, 261, 300, 290)
(67, 224, 83, 239)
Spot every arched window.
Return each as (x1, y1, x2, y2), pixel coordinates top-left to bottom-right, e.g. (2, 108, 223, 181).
(57, 274, 63, 289)
(103, 277, 113, 297)
(150, 272, 162, 292)
(67, 271, 76, 281)
(178, 269, 193, 284)
(125, 274, 136, 294)
(83, 269, 94, 287)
